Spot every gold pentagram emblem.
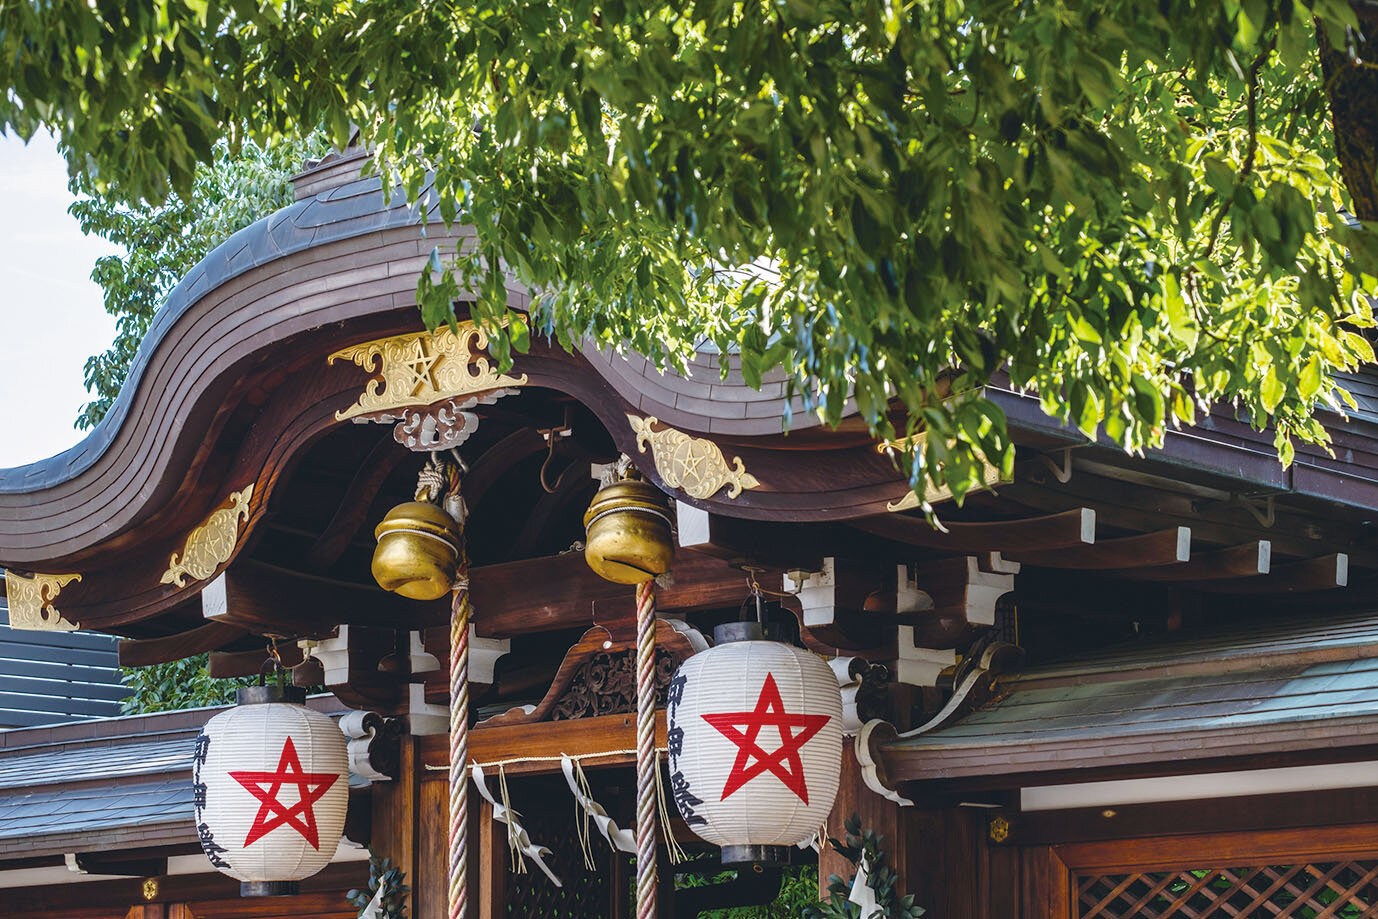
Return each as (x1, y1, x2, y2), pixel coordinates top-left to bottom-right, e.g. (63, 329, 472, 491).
(400, 338, 442, 396)
(628, 414, 760, 499)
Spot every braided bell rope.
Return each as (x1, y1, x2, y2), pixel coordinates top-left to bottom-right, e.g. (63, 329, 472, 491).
(448, 568, 471, 919)
(634, 578, 658, 919)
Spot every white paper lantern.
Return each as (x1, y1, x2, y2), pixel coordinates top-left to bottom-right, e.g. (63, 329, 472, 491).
(193, 686, 349, 896)
(666, 623, 843, 865)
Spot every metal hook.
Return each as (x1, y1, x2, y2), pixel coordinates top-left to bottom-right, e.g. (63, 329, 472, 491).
(538, 408, 573, 494)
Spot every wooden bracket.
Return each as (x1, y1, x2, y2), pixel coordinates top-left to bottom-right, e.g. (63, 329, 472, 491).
(340, 710, 405, 782)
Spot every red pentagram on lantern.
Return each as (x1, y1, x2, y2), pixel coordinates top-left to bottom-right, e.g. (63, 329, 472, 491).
(700, 673, 831, 805)
(230, 736, 339, 849)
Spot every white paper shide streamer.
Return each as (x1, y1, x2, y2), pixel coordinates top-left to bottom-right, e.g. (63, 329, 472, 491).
(471, 763, 562, 887)
(193, 692, 349, 891)
(562, 754, 636, 857)
(848, 854, 881, 918)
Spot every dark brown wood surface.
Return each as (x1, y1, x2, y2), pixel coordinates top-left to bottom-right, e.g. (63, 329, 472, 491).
(853, 507, 1095, 554)
(117, 622, 247, 667)
(1053, 822, 1378, 875)
(1010, 527, 1190, 569)
(1109, 540, 1270, 581)
(999, 786, 1378, 848)
(419, 711, 668, 775)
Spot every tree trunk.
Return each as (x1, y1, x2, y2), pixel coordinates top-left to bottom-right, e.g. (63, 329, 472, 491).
(1318, 7, 1378, 221)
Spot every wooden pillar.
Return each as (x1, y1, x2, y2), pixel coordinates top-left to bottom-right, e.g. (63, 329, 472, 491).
(416, 765, 495, 919)
(820, 748, 909, 895)
(373, 737, 420, 912)
(475, 799, 507, 919)
(1020, 846, 1072, 918)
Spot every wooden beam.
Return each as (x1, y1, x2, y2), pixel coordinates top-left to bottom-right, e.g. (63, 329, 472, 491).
(202, 561, 447, 635)
(208, 642, 304, 678)
(419, 711, 668, 776)
(1009, 527, 1190, 570)
(303, 433, 410, 572)
(1194, 553, 1348, 594)
(1000, 470, 1378, 567)
(469, 548, 762, 639)
(1110, 541, 1271, 582)
(676, 501, 827, 569)
(118, 621, 248, 667)
(994, 785, 1378, 848)
(851, 507, 1095, 554)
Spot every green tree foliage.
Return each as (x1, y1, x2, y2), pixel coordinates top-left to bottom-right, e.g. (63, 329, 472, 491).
(677, 864, 821, 918)
(68, 134, 328, 429)
(4, 1, 1377, 501)
(119, 652, 246, 714)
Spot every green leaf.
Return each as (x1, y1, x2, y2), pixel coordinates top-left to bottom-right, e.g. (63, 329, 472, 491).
(1162, 274, 1198, 350)
(1261, 365, 1285, 412)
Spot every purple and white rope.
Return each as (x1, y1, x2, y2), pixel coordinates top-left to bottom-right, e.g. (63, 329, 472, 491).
(634, 578, 658, 919)
(448, 559, 471, 919)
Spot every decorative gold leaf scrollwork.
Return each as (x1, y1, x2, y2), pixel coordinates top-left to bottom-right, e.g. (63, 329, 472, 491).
(329, 322, 528, 422)
(628, 414, 760, 500)
(2, 571, 81, 631)
(161, 485, 254, 587)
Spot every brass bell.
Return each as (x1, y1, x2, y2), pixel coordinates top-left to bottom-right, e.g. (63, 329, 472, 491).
(371, 500, 464, 601)
(583, 479, 674, 584)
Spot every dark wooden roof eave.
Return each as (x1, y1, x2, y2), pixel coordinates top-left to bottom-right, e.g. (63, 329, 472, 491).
(992, 382, 1378, 516)
(882, 713, 1378, 795)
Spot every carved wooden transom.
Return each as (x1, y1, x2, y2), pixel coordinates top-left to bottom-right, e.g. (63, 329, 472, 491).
(552, 648, 680, 720)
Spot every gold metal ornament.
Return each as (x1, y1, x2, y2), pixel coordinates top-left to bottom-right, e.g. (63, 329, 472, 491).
(161, 485, 254, 587)
(330, 322, 528, 422)
(141, 878, 159, 901)
(3, 571, 81, 631)
(583, 478, 675, 584)
(628, 414, 760, 500)
(371, 501, 464, 601)
(988, 815, 1012, 844)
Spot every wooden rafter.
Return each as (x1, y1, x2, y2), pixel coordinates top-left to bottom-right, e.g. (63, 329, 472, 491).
(1110, 541, 1271, 582)
(303, 433, 410, 572)
(852, 507, 1095, 553)
(1194, 553, 1349, 594)
(1009, 527, 1190, 570)
(117, 621, 248, 667)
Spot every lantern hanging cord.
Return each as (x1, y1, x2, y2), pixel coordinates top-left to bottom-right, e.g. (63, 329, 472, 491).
(634, 578, 658, 919)
(743, 568, 795, 602)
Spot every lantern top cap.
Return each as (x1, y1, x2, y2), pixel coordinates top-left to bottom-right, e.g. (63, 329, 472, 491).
(713, 621, 798, 644)
(237, 684, 308, 705)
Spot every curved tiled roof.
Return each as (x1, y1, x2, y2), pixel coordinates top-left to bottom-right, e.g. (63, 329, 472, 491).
(882, 610, 1378, 784)
(0, 173, 435, 494)
(0, 168, 841, 497)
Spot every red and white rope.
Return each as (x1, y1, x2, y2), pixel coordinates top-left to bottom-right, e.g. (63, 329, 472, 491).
(634, 578, 658, 919)
(448, 559, 471, 919)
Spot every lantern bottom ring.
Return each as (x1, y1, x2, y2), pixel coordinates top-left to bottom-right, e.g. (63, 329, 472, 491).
(721, 844, 790, 867)
(240, 881, 301, 898)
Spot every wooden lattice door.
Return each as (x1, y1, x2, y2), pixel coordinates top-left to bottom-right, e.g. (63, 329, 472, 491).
(1076, 861, 1378, 917)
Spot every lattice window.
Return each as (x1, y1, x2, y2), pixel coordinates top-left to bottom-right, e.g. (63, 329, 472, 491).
(1077, 861, 1378, 918)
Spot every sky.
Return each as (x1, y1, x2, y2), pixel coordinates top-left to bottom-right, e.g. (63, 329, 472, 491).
(0, 130, 120, 468)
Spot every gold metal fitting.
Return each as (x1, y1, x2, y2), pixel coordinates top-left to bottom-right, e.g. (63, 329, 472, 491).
(371, 500, 464, 600)
(582, 479, 674, 584)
